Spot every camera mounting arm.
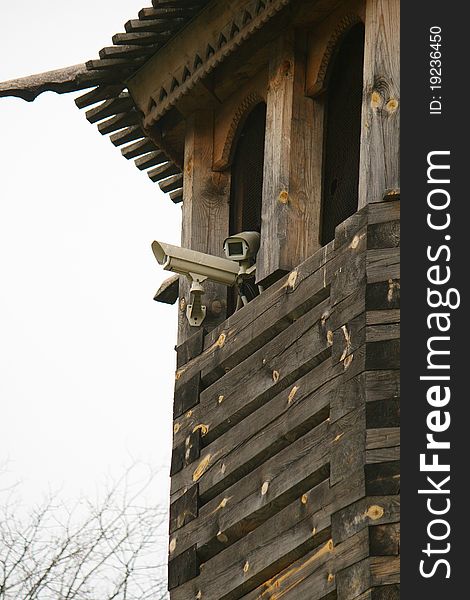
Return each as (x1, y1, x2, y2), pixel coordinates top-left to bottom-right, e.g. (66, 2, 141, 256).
(186, 273, 207, 327)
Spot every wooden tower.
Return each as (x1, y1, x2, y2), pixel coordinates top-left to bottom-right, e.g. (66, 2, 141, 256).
(1, 0, 400, 597)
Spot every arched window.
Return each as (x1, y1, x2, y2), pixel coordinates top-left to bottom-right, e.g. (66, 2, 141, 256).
(229, 102, 266, 235)
(320, 23, 365, 245)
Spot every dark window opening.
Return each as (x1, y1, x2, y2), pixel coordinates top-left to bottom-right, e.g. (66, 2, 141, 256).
(320, 23, 365, 245)
(227, 102, 266, 315)
(229, 102, 266, 235)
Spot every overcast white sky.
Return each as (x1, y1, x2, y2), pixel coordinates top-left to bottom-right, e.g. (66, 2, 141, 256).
(0, 1, 182, 507)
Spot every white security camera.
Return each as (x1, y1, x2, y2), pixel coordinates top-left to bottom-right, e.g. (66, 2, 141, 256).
(152, 233, 262, 326)
(152, 241, 239, 326)
(223, 231, 260, 262)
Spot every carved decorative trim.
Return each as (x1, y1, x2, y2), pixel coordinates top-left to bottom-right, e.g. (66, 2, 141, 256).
(142, 0, 290, 129)
(308, 13, 362, 98)
(214, 92, 264, 171)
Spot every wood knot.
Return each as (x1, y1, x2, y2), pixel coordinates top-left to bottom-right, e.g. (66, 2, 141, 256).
(169, 538, 177, 553)
(278, 190, 289, 204)
(386, 98, 399, 113)
(327, 330, 334, 346)
(261, 481, 270, 495)
(272, 370, 280, 383)
(243, 561, 250, 573)
(286, 270, 298, 289)
(217, 531, 228, 543)
(301, 493, 308, 504)
(216, 333, 226, 348)
(193, 454, 211, 482)
(366, 505, 385, 520)
(287, 385, 299, 404)
(193, 424, 209, 436)
(218, 395, 224, 404)
(173, 423, 180, 434)
(179, 297, 186, 311)
(370, 90, 383, 109)
(327, 573, 335, 583)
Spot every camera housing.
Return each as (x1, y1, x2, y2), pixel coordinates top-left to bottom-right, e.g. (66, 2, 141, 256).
(152, 241, 239, 286)
(223, 231, 260, 262)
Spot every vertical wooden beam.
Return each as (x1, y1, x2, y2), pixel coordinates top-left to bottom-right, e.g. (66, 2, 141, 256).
(257, 30, 321, 286)
(178, 110, 230, 344)
(358, 0, 400, 207)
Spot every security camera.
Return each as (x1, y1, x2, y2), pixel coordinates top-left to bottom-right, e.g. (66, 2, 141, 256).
(152, 241, 239, 326)
(223, 231, 260, 263)
(152, 233, 262, 326)
(152, 241, 239, 286)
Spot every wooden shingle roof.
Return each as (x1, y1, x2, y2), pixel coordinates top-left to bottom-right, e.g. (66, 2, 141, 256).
(1, 0, 289, 203)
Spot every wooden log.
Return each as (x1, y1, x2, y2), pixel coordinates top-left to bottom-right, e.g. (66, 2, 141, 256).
(173, 372, 201, 419)
(365, 461, 400, 495)
(154, 273, 179, 304)
(366, 281, 401, 311)
(109, 125, 144, 146)
(366, 248, 400, 284)
(74, 84, 125, 109)
(242, 528, 369, 600)
(135, 150, 167, 170)
(329, 406, 366, 486)
(365, 340, 400, 371)
(169, 485, 199, 534)
(97, 110, 141, 135)
(99, 44, 158, 60)
(366, 447, 400, 464)
(169, 188, 183, 203)
(332, 495, 400, 545)
(112, 30, 172, 46)
(121, 137, 157, 159)
(366, 428, 400, 450)
(358, 0, 400, 207)
(85, 94, 134, 124)
(147, 160, 179, 180)
(368, 200, 400, 225)
(257, 29, 320, 286)
(171, 485, 332, 600)
(171, 357, 338, 501)
(366, 399, 400, 429)
(125, 17, 184, 34)
(367, 220, 400, 250)
(171, 429, 201, 476)
(370, 557, 400, 586)
(168, 545, 199, 590)
(169, 442, 360, 564)
(159, 173, 183, 192)
(172, 471, 367, 599)
(0, 64, 105, 102)
(176, 328, 206, 369)
(172, 298, 331, 450)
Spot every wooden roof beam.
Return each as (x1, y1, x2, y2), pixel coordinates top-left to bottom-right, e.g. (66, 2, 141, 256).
(0, 64, 109, 102)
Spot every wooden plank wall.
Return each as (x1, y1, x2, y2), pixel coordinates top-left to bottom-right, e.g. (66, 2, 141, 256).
(168, 197, 400, 599)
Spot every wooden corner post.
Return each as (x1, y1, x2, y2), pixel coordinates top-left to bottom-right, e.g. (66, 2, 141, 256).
(178, 110, 230, 344)
(358, 0, 400, 207)
(257, 28, 321, 287)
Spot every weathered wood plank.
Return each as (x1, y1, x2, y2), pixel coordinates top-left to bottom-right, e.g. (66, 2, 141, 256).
(366, 310, 400, 326)
(171, 357, 338, 501)
(171, 482, 333, 600)
(366, 447, 400, 464)
(121, 137, 157, 159)
(176, 328, 206, 369)
(365, 461, 400, 496)
(366, 428, 400, 450)
(332, 495, 400, 545)
(169, 426, 335, 562)
(242, 529, 369, 600)
(257, 29, 321, 285)
(370, 557, 400, 586)
(169, 485, 199, 534)
(172, 298, 331, 450)
(168, 545, 199, 590)
(358, 0, 400, 207)
(173, 372, 201, 419)
(366, 248, 400, 284)
(366, 324, 400, 342)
